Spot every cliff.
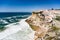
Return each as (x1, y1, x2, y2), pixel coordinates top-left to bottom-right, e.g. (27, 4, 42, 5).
(26, 9, 60, 40)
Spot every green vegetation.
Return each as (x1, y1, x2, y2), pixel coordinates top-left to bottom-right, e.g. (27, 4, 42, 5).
(55, 16, 60, 21)
(51, 25, 60, 31)
(30, 24, 40, 31)
(46, 37, 54, 40)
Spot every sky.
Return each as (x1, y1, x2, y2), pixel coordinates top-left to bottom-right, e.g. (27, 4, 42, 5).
(0, 0, 60, 12)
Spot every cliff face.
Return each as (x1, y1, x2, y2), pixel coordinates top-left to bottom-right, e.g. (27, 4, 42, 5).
(26, 10, 60, 40)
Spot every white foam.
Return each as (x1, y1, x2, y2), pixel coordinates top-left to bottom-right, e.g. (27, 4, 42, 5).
(0, 19, 35, 40)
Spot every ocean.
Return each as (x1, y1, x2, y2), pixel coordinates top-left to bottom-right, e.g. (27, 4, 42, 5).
(0, 12, 34, 40)
(0, 12, 31, 18)
(0, 12, 32, 29)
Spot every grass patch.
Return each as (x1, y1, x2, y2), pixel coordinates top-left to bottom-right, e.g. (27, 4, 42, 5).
(51, 26, 60, 31)
(30, 24, 40, 31)
(55, 16, 60, 21)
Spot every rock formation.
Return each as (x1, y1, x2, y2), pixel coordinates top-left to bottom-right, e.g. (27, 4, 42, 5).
(26, 9, 60, 40)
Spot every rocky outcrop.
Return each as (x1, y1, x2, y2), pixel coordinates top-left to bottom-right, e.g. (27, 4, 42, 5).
(26, 9, 60, 40)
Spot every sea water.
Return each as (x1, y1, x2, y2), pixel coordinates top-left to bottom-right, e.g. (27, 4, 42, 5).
(0, 12, 35, 40)
(0, 12, 31, 29)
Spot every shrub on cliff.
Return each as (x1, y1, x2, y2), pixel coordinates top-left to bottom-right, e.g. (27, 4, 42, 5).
(56, 16, 60, 21)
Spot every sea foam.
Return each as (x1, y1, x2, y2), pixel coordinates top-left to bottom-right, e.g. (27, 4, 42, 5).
(0, 19, 35, 40)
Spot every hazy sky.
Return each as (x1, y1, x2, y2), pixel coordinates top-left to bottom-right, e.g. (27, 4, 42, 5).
(0, 0, 60, 12)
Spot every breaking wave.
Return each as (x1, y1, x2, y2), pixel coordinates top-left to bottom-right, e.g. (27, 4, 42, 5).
(0, 12, 33, 40)
(0, 15, 30, 29)
(0, 19, 35, 40)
